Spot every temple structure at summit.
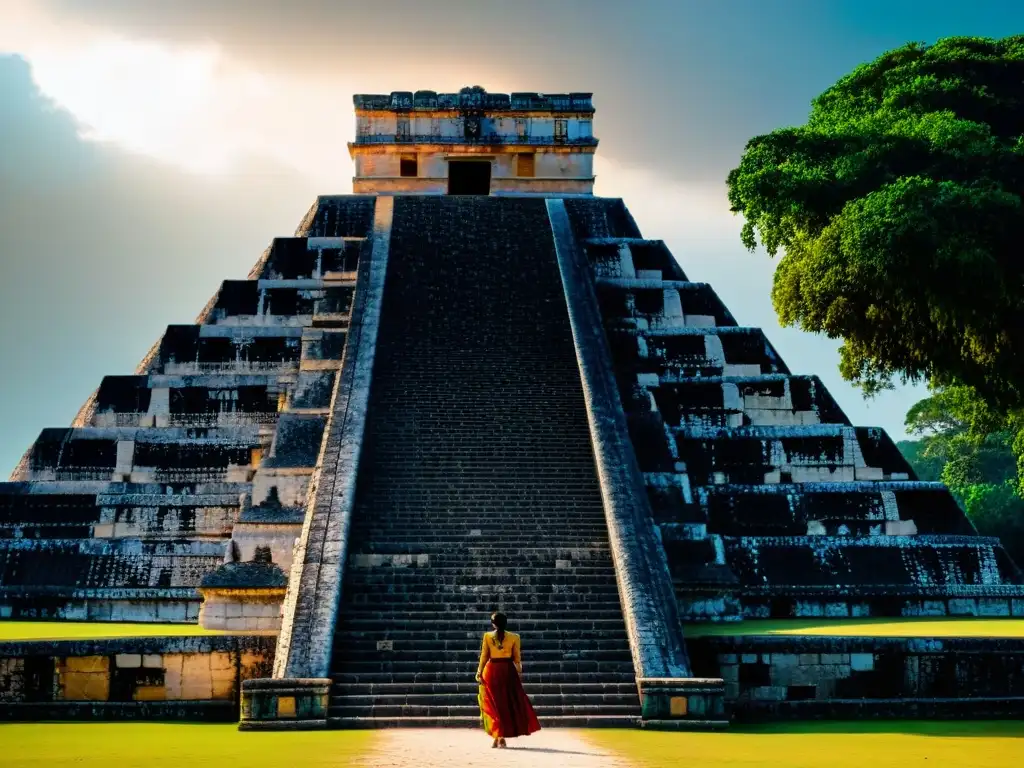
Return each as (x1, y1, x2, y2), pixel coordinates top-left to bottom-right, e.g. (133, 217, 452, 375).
(2, 86, 1023, 728)
(349, 87, 597, 196)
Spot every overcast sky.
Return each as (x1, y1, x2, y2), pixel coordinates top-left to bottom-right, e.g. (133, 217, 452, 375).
(2, 1, 1022, 476)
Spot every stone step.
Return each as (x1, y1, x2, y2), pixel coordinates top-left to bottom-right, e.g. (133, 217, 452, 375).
(334, 647, 634, 662)
(336, 611, 627, 624)
(350, 508, 606, 518)
(349, 512, 609, 521)
(349, 524, 611, 533)
(330, 671, 637, 685)
(341, 586, 620, 600)
(326, 703, 639, 718)
(340, 596, 624, 609)
(326, 715, 639, 729)
(351, 482, 600, 491)
(351, 465, 602, 475)
(341, 583, 618, 595)
(330, 693, 638, 708)
(348, 530, 611, 541)
(335, 630, 629, 644)
(348, 557, 610, 569)
(342, 580, 619, 593)
(342, 589, 614, 602)
(349, 523, 611, 531)
(334, 625, 629, 639)
(329, 681, 638, 696)
(343, 568, 618, 581)
(331, 660, 636, 675)
(335, 627, 627, 641)
(350, 545, 612, 556)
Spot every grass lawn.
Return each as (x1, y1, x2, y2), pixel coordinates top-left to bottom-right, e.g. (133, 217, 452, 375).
(684, 617, 1024, 638)
(586, 721, 1024, 768)
(1, 723, 376, 767)
(0, 621, 224, 642)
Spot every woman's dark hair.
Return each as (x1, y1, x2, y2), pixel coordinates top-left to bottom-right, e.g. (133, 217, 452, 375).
(491, 612, 507, 643)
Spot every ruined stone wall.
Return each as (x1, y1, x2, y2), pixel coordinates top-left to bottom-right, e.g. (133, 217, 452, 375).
(563, 197, 1024, 622)
(688, 634, 1024, 720)
(0, 197, 378, 623)
(0, 635, 274, 721)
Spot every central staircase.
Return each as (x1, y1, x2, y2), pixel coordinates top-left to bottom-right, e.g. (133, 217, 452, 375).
(328, 196, 640, 727)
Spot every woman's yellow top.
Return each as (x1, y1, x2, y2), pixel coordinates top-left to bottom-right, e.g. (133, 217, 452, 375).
(476, 631, 522, 677)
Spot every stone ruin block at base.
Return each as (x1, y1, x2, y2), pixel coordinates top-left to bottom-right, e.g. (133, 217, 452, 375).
(637, 677, 730, 728)
(239, 678, 331, 730)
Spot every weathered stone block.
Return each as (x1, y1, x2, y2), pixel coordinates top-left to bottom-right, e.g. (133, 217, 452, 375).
(820, 654, 849, 665)
(749, 686, 787, 702)
(850, 653, 874, 672)
(794, 602, 824, 618)
(62, 672, 109, 701)
(772, 654, 799, 669)
(979, 599, 1011, 617)
(133, 685, 166, 701)
(825, 603, 850, 618)
(239, 678, 331, 730)
(719, 664, 738, 683)
(210, 652, 233, 672)
(64, 656, 108, 674)
(180, 655, 213, 700)
(948, 598, 979, 616)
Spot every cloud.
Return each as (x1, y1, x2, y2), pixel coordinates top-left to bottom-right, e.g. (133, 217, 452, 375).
(7, 0, 851, 184)
(0, 54, 322, 475)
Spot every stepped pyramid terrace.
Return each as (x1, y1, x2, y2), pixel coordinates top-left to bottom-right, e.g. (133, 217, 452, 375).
(2, 86, 1024, 728)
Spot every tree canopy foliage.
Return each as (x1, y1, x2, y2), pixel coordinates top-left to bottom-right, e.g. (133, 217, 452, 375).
(899, 385, 1024, 563)
(727, 36, 1024, 408)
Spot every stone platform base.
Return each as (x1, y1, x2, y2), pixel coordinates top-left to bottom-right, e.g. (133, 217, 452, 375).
(239, 678, 331, 730)
(0, 634, 275, 722)
(637, 677, 728, 727)
(688, 634, 1024, 721)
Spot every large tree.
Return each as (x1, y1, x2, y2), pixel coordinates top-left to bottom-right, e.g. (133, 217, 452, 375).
(726, 36, 1024, 409)
(900, 385, 1024, 562)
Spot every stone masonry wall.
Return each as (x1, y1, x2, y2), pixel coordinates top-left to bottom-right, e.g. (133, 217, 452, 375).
(0, 635, 274, 721)
(688, 634, 1024, 721)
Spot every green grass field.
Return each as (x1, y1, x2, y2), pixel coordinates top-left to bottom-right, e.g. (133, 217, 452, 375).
(586, 721, 1024, 768)
(684, 617, 1024, 638)
(0, 724, 376, 767)
(0, 621, 224, 641)
(5, 617, 1023, 643)
(2, 722, 1021, 767)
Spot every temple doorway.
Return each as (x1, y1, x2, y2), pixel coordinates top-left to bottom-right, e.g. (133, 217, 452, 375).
(448, 161, 491, 195)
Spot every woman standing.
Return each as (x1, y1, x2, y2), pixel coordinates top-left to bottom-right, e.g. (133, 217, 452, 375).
(475, 611, 541, 748)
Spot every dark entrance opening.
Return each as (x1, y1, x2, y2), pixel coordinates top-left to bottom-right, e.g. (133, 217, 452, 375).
(448, 161, 491, 195)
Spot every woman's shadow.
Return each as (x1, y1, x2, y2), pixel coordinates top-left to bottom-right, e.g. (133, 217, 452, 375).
(503, 747, 604, 756)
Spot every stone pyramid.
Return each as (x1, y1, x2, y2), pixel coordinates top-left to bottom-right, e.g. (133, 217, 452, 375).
(3, 87, 1022, 729)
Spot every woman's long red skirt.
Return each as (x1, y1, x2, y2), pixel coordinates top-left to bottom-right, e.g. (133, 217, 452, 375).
(478, 658, 541, 739)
